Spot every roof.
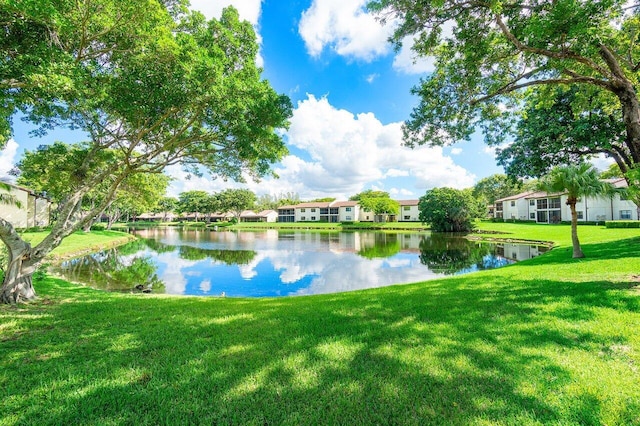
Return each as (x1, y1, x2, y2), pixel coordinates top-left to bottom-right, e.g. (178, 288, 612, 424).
(257, 210, 278, 216)
(397, 199, 419, 206)
(331, 201, 358, 207)
(603, 178, 628, 188)
(495, 191, 536, 202)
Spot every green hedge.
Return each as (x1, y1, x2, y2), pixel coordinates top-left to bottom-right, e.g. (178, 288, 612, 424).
(605, 220, 640, 228)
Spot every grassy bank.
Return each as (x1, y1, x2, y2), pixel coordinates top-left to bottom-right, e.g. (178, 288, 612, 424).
(21, 230, 136, 262)
(1, 224, 639, 425)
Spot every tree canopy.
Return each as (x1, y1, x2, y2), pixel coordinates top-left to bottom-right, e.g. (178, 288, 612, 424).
(472, 174, 523, 205)
(350, 190, 399, 215)
(368, 0, 640, 187)
(0, 1, 291, 303)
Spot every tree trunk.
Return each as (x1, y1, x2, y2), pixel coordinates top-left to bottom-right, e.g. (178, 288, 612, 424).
(0, 230, 38, 303)
(568, 200, 585, 259)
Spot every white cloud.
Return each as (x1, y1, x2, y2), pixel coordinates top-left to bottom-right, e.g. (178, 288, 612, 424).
(189, 0, 262, 24)
(0, 139, 18, 180)
(299, 0, 392, 61)
(365, 73, 379, 83)
(189, 0, 264, 67)
(393, 36, 436, 74)
(263, 95, 475, 198)
(166, 95, 476, 199)
(450, 147, 463, 155)
(590, 153, 615, 171)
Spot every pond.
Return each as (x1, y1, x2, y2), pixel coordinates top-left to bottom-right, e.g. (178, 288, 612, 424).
(50, 228, 549, 297)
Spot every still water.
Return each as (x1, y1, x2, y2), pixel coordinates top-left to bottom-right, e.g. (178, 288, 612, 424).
(50, 228, 548, 297)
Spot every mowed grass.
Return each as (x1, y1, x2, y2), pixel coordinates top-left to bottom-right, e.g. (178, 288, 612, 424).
(21, 230, 136, 262)
(1, 224, 640, 425)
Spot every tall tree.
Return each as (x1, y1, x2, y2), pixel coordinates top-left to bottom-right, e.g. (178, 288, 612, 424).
(496, 86, 627, 179)
(177, 191, 211, 222)
(472, 174, 524, 205)
(350, 190, 399, 218)
(368, 1, 640, 189)
(0, 3, 291, 303)
(218, 188, 256, 221)
(539, 164, 614, 258)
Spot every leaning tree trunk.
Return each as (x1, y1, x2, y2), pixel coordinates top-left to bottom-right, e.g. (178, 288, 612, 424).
(0, 225, 38, 303)
(568, 200, 585, 259)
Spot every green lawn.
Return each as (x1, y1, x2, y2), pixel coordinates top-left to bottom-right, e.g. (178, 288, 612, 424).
(1, 223, 639, 425)
(21, 230, 136, 262)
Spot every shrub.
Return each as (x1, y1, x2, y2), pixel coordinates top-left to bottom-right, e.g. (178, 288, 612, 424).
(419, 188, 479, 232)
(606, 220, 640, 228)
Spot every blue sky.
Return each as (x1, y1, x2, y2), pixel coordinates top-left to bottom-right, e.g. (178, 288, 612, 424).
(1, 0, 523, 200)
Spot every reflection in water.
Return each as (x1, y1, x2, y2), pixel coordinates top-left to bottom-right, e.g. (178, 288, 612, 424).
(51, 228, 549, 297)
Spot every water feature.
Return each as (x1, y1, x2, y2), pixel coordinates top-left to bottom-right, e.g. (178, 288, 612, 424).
(50, 228, 549, 297)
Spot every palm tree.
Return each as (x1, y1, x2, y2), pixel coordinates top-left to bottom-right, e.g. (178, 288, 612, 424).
(539, 164, 614, 258)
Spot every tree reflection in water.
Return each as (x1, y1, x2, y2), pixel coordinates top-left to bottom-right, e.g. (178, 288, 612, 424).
(50, 229, 545, 297)
(58, 240, 164, 293)
(418, 233, 511, 275)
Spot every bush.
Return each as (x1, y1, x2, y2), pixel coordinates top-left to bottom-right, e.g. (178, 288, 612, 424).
(91, 223, 107, 231)
(605, 220, 640, 228)
(419, 188, 479, 232)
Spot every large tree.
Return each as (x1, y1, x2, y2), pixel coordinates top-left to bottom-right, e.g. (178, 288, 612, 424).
(496, 86, 627, 178)
(350, 190, 399, 219)
(472, 174, 523, 205)
(218, 188, 256, 221)
(0, 3, 291, 303)
(369, 1, 640, 188)
(177, 190, 213, 222)
(539, 164, 614, 259)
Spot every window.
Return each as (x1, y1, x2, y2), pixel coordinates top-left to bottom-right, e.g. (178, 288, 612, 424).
(549, 198, 561, 209)
(530, 213, 535, 220)
(621, 210, 632, 219)
(346, 216, 352, 221)
(311, 208, 316, 212)
(529, 200, 535, 206)
(576, 211, 584, 220)
(300, 208, 306, 212)
(346, 207, 352, 212)
(496, 202, 503, 211)
(510, 201, 516, 207)
(537, 199, 548, 210)
(403, 206, 411, 211)
(301, 216, 306, 221)
(311, 216, 316, 220)
(537, 211, 548, 223)
(404, 215, 411, 220)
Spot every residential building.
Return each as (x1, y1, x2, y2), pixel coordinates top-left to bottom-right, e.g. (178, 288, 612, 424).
(494, 191, 536, 221)
(397, 199, 420, 222)
(494, 179, 638, 223)
(277, 200, 360, 223)
(0, 182, 52, 228)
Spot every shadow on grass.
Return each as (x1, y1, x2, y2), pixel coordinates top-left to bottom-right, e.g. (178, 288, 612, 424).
(2, 266, 640, 425)
(522, 236, 640, 266)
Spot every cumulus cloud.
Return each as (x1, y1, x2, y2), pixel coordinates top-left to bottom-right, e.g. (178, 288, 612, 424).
(590, 153, 615, 171)
(189, 0, 264, 66)
(299, 0, 392, 61)
(393, 36, 436, 74)
(267, 95, 474, 198)
(0, 139, 18, 180)
(450, 147, 463, 155)
(166, 95, 476, 199)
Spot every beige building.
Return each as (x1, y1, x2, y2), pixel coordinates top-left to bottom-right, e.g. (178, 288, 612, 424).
(0, 182, 52, 228)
